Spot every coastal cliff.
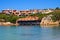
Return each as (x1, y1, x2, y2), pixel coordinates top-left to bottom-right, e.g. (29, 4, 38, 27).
(40, 15, 59, 25)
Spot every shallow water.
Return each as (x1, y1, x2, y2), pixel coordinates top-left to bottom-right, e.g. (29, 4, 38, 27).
(0, 25, 60, 40)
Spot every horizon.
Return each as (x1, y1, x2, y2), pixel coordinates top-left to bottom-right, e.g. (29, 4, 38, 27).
(0, 0, 60, 10)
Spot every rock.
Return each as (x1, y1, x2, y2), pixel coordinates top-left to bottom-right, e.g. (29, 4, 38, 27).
(0, 22, 16, 26)
(40, 15, 59, 25)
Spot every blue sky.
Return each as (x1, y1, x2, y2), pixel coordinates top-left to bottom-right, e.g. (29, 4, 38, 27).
(0, 0, 60, 10)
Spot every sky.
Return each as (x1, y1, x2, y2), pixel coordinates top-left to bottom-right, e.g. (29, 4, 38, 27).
(0, 0, 60, 10)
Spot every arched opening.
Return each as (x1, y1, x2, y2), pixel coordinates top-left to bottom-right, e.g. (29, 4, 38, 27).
(17, 20, 41, 25)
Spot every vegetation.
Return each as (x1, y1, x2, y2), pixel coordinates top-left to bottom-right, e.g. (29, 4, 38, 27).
(0, 11, 60, 23)
(0, 13, 50, 23)
(0, 13, 19, 23)
(0, 7, 60, 23)
(51, 11, 60, 22)
(29, 10, 60, 22)
(55, 7, 60, 10)
(29, 13, 53, 20)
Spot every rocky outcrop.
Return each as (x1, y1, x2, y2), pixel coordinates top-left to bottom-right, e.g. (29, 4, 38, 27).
(16, 16, 39, 25)
(17, 16, 39, 21)
(0, 22, 16, 26)
(40, 15, 59, 25)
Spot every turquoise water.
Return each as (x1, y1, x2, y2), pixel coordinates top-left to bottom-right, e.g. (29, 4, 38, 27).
(0, 25, 60, 40)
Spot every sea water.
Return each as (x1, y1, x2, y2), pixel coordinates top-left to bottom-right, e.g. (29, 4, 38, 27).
(0, 25, 60, 40)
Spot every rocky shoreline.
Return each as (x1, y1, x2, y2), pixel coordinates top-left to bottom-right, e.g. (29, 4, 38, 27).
(0, 22, 16, 26)
(40, 15, 60, 25)
(0, 21, 59, 26)
(0, 16, 60, 26)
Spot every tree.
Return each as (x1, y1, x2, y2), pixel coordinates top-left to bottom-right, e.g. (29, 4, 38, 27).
(51, 12, 60, 21)
(55, 7, 60, 10)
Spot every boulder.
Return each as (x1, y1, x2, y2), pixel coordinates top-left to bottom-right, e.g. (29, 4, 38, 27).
(40, 15, 59, 25)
